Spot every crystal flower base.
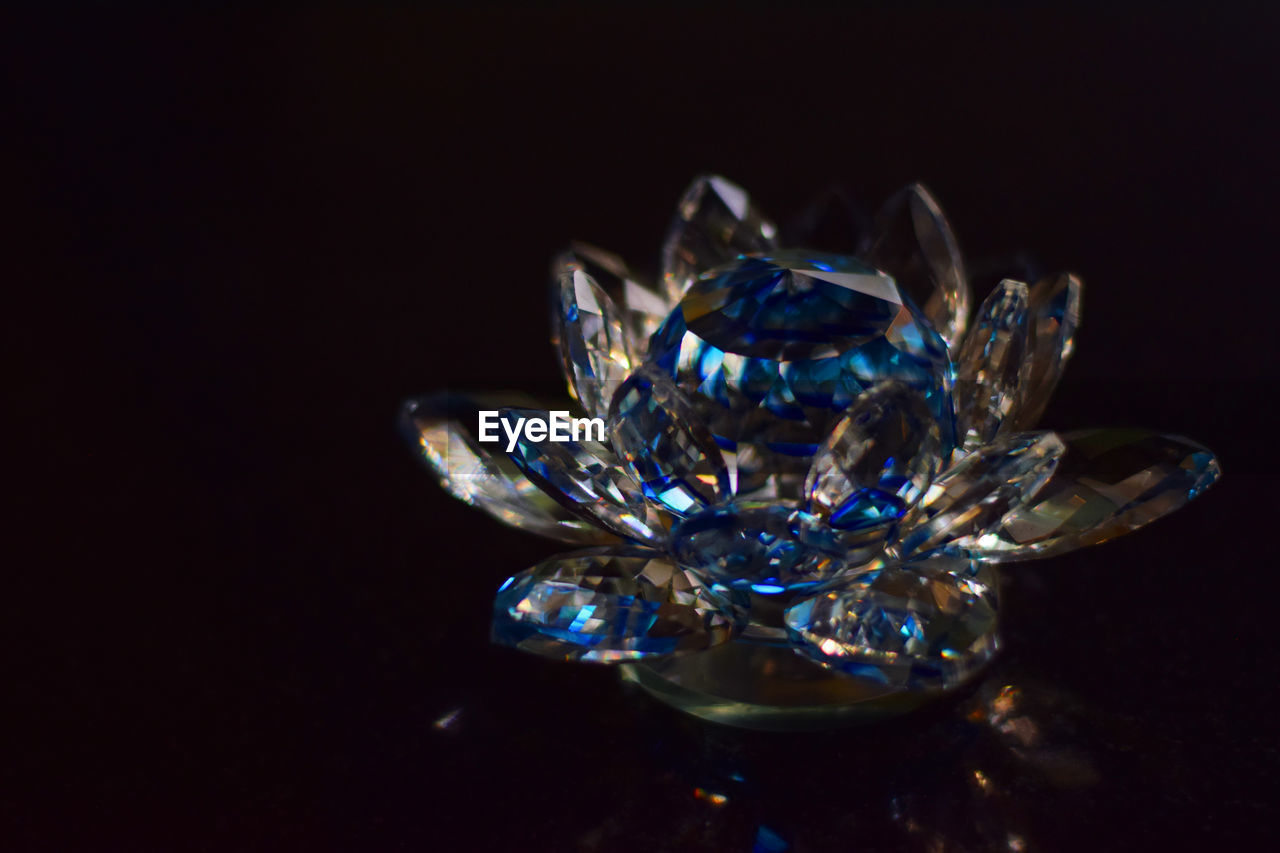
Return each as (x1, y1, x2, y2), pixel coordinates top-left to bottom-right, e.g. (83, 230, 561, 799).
(621, 641, 948, 731)
(402, 173, 1220, 730)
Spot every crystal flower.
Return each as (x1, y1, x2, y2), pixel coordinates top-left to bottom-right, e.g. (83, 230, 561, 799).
(402, 175, 1220, 701)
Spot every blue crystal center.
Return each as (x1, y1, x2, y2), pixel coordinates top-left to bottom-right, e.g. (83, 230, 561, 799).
(647, 251, 955, 477)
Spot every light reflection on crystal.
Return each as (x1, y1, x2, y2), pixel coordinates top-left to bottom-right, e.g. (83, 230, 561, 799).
(660, 174, 778, 304)
(608, 366, 732, 515)
(551, 259, 637, 419)
(670, 501, 877, 594)
(953, 280, 1032, 450)
(967, 428, 1221, 561)
(805, 381, 943, 531)
(499, 408, 668, 545)
(867, 183, 971, 351)
(492, 548, 746, 661)
(647, 250, 954, 495)
(555, 243, 671, 355)
(785, 555, 999, 689)
(400, 393, 611, 544)
(896, 432, 1065, 559)
(1011, 272, 1082, 429)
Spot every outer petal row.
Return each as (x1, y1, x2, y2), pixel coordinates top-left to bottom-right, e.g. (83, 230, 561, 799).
(785, 555, 999, 690)
(492, 547, 747, 662)
(968, 428, 1221, 560)
(401, 393, 613, 544)
(499, 407, 669, 546)
(896, 431, 1065, 559)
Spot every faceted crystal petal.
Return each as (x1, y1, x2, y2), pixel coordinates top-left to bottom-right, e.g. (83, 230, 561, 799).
(669, 501, 885, 595)
(647, 251, 954, 497)
(660, 174, 779, 303)
(492, 547, 747, 662)
(805, 382, 943, 532)
(800, 514, 898, 569)
(550, 259, 637, 419)
(608, 365, 732, 516)
(953, 280, 1032, 450)
(867, 183, 972, 351)
(400, 394, 612, 544)
(785, 555, 999, 690)
(498, 408, 668, 546)
(555, 243, 671, 356)
(896, 431, 1065, 559)
(965, 429, 1221, 561)
(1011, 272, 1082, 429)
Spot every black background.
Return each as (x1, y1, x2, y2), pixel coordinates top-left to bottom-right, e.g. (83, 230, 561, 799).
(7, 4, 1279, 851)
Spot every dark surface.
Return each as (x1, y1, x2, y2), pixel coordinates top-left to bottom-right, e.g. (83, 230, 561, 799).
(6, 5, 1279, 850)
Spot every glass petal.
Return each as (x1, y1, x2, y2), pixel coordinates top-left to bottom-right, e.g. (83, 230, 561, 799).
(555, 243, 670, 356)
(400, 393, 612, 544)
(492, 547, 747, 662)
(660, 174, 778, 304)
(785, 555, 999, 690)
(965, 428, 1221, 561)
(805, 382, 943, 531)
(953, 280, 1032, 450)
(550, 258, 637, 419)
(867, 182, 971, 351)
(498, 407, 668, 546)
(669, 501, 887, 595)
(1010, 272, 1082, 429)
(608, 365, 732, 516)
(896, 431, 1065, 559)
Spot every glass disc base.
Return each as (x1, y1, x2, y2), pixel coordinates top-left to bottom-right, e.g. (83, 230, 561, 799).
(620, 639, 958, 732)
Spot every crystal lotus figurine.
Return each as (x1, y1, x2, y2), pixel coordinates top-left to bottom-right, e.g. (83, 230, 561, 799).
(402, 175, 1220, 729)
